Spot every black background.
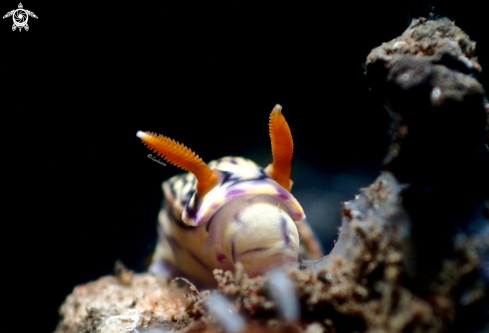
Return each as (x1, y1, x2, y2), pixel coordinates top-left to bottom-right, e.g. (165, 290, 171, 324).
(1, 2, 487, 332)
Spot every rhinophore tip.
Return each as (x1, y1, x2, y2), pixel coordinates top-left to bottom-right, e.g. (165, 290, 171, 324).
(136, 131, 149, 139)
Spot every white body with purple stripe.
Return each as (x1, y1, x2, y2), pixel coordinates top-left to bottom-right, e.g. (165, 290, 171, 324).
(149, 156, 321, 287)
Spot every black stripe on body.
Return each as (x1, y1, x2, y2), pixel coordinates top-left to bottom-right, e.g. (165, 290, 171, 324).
(165, 201, 193, 230)
(168, 179, 178, 201)
(222, 169, 269, 187)
(220, 171, 232, 184)
(184, 190, 199, 220)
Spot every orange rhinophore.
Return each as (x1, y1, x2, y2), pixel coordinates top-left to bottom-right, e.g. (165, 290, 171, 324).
(136, 131, 220, 195)
(265, 104, 294, 191)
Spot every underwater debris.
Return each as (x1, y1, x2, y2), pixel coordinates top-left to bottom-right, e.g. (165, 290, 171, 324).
(204, 293, 245, 333)
(55, 16, 489, 333)
(54, 273, 189, 333)
(267, 269, 300, 323)
(114, 260, 134, 286)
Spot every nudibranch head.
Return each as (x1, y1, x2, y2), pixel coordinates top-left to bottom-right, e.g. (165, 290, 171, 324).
(138, 104, 311, 278)
(180, 160, 305, 227)
(197, 160, 304, 276)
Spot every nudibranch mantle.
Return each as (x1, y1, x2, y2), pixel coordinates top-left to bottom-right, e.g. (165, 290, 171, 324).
(181, 164, 306, 227)
(137, 105, 323, 287)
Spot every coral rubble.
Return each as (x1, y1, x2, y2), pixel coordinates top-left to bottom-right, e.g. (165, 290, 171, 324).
(54, 270, 189, 333)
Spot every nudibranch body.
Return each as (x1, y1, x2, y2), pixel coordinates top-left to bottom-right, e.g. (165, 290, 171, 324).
(137, 105, 323, 287)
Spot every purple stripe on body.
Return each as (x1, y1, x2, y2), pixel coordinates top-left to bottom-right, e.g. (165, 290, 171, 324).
(281, 217, 290, 245)
(225, 188, 246, 198)
(277, 188, 291, 200)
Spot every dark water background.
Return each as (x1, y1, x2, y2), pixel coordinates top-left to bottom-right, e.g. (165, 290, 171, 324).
(0, 2, 487, 332)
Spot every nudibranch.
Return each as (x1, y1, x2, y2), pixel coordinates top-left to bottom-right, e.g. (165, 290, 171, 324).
(137, 105, 323, 287)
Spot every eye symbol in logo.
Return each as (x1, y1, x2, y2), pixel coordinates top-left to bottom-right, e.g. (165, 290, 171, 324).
(3, 3, 38, 32)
